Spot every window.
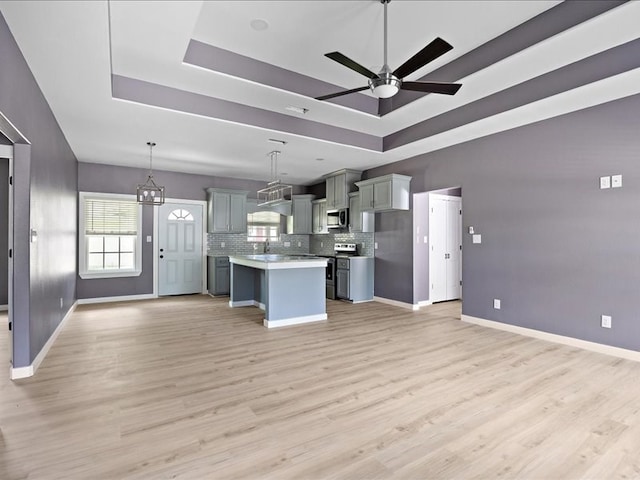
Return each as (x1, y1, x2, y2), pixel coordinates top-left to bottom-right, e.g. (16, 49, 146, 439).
(247, 211, 281, 242)
(79, 193, 142, 279)
(168, 209, 194, 221)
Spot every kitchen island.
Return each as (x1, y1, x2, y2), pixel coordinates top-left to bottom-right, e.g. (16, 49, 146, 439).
(228, 254, 328, 328)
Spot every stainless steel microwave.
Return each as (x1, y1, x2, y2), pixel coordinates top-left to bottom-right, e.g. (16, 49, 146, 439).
(327, 208, 348, 228)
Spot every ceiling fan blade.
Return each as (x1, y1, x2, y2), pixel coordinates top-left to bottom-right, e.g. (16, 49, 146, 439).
(401, 81, 462, 95)
(393, 37, 453, 79)
(315, 85, 370, 101)
(325, 52, 379, 80)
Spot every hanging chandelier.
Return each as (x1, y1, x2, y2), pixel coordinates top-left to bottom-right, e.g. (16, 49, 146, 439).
(136, 141, 165, 205)
(257, 150, 292, 207)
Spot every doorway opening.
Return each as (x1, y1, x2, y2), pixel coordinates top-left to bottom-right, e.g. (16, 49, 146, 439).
(0, 145, 13, 366)
(413, 187, 462, 306)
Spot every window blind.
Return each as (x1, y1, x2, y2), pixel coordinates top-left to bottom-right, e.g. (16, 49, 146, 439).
(247, 211, 281, 227)
(84, 199, 138, 235)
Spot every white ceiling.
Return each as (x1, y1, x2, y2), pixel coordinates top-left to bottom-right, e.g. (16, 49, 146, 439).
(0, 1, 639, 185)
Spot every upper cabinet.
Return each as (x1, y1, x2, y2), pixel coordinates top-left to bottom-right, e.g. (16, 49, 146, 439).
(356, 174, 412, 212)
(312, 198, 328, 234)
(325, 169, 362, 210)
(287, 194, 314, 234)
(206, 188, 249, 233)
(348, 192, 374, 233)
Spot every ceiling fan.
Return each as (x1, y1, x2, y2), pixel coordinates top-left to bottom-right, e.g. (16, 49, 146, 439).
(316, 0, 462, 101)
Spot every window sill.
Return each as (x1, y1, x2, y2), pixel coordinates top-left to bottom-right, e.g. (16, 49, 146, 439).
(79, 270, 142, 280)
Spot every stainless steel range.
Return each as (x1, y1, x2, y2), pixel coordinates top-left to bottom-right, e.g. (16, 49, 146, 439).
(323, 244, 359, 300)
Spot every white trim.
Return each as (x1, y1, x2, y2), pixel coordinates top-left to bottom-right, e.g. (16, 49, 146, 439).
(264, 313, 328, 328)
(374, 296, 420, 311)
(78, 192, 143, 279)
(0, 304, 7, 312)
(10, 301, 78, 380)
(461, 314, 640, 362)
(154, 198, 207, 297)
(418, 300, 433, 307)
(0, 145, 13, 158)
(77, 293, 156, 305)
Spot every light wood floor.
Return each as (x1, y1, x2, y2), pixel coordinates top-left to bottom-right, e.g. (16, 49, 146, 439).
(1, 296, 640, 479)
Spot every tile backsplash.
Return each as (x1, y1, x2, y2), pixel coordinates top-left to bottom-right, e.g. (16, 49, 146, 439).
(208, 233, 309, 256)
(207, 232, 374, 257)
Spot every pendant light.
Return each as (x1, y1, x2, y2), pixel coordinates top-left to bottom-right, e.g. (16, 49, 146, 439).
(257, 150, 292, 207)
(136, 141, 165, 205)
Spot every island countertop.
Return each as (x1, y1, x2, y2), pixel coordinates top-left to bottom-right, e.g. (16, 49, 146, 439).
(229, 254, 327, 270)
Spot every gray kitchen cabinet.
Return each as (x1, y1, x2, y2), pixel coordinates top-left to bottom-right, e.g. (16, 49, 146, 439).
(348, 192, 374, 233)
(356, 174, 412, 212)
(325, 169, 361, 210)
(336, 256, 374, 302)
(206, 188, 249, 233)
(312, 198, 328, 234)
(287, 194, 314, 234)
(208, 256, 230, 296)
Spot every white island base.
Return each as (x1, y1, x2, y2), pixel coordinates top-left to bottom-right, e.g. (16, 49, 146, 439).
(229, 255, 328, 328)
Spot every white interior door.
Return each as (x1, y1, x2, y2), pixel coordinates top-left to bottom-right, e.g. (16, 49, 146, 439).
(429, 194, 462, 303)
(446, 197, 462, 300)
(158, 203, 203, 296)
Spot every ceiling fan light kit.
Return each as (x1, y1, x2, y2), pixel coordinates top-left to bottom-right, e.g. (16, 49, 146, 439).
(316, 0, 462, 102)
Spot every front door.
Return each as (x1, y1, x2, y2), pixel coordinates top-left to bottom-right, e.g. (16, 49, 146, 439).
(158, 203, 203, 296)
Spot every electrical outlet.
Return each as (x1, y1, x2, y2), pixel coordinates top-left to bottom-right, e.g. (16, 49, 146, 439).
(221, 241, 225, 248)
(493, 299, 501, 310)
(612, 174, 622, 188)
(284, 241, 291, 247)
(375, 242, 379, 249)
(297, 241, 301, 247)
(601, 315, 612, 329)
(600, 176, 611, 189)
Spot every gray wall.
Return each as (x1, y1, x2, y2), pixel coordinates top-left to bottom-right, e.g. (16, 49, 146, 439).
(0, 12, 78, 367)
(77, 162, 307, 299)
(365, 93, 640, 352)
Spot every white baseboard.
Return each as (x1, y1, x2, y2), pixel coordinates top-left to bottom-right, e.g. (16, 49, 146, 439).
(264, 313, 327, 328)
(0, 304, 8, 312)
(418, 300, 433, 307)
(462, 314, 640, 362)
(77, 293, 156, 305)
(11, 300, 78, 380)
(374, 296, 420, 311)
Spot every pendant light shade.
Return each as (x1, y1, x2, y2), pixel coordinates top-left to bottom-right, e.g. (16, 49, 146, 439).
(136, 141, 165, 205)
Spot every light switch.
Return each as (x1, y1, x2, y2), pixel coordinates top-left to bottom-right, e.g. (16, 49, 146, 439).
(612, 174, 622, 188)
(146, 235, 152, 243)
(374, 242, 379, 249)
(600, 176, 611, 189)
(494, 299, 501, 310)
(30, 229, 37, 243)
(423, 236, 428, 244)
(472, 234, 482, 244)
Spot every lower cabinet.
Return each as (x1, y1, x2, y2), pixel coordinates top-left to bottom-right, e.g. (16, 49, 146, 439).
(208, 256, 230, 296)
(336, 257, 374, 302)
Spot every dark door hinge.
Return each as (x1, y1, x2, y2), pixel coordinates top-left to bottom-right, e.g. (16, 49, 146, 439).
(9, 175, 12, 186)
(8, 249, 12, 258)
(8, 321, 11, 331)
